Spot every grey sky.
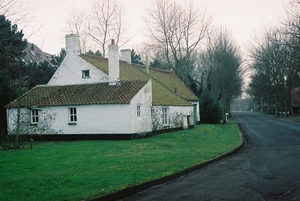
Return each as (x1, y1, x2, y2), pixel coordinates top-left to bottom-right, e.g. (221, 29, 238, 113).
(24, 0, 288, 55)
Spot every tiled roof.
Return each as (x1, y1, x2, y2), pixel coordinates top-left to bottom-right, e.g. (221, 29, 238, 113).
(5, 81, 148, 108)
(80, 54, 198, 106)
(6, 54, 199, 108)
(136, 66, 199, 101)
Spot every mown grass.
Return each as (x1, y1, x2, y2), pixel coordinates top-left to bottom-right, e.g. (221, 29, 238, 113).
(0, 121, 242, 201)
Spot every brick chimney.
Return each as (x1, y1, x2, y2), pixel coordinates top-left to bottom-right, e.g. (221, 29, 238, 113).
(65, 34, 80, 55)
(108, 39, 120, 85)
(120, 49, 131, 64)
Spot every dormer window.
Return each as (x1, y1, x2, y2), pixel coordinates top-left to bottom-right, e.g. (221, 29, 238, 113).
(82, 70, 90, 79)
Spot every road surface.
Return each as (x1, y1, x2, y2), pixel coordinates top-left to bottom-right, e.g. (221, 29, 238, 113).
(120, 112, 300, 201)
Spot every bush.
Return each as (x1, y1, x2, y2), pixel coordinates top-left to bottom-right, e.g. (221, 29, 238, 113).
(200, 90, 222, 124)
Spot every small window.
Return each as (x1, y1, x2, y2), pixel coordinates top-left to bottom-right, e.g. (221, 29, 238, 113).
(82, 70, 90, 79)
(31, 109, 39, 124)
(162, 107, 169, 125)
(137, 104, 141, 117)
(69, 108, 77, 124)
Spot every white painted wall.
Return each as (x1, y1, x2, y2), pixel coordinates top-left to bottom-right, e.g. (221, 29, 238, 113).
(47, 53, 109, 86)
(169, 106, 194, 127)
(151, 105, 194, 131)
(7, 105, 132, 134)
(130, 80, 152, 133)
(6, 107, 59, 135)
(59, 104, 132, 134)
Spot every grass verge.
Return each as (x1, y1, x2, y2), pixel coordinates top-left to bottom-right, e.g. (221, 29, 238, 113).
(0, 121, 242, 201)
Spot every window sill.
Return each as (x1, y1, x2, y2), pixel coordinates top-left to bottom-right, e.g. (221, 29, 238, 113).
(68, 122, 77, 125)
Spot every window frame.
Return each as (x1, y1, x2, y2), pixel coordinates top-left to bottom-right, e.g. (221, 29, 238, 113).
(162, 107, 169, 126)
(82, 70, 90, 79)
(68, 107, 77, 124)
(137, 104, 141, 117)
(31, 109, 39, 124)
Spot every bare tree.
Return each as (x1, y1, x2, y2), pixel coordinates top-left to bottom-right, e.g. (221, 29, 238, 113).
(248, 26, 300, 115)
(144, 0, 212, 85)
(247, 0, 300, 115)
(199, 28, 244, 123)
(0, 0, 40, 39)
(65, 0, 130, 57)
(65, 7, 89, 53)
(87, 0, 130, 57)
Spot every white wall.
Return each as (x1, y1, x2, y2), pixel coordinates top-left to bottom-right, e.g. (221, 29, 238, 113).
(7, 104, 133, 134)
(151, 105, 194, 131)
(169, 106, 194, 127)
(60, 104, 132, 134)
(130, 80, 152, 133)
(47, 53, 109, 86)
(6, 107, 59, 135)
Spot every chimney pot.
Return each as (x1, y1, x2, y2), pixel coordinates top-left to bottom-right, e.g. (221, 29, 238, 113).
(111, 39, 115, 45)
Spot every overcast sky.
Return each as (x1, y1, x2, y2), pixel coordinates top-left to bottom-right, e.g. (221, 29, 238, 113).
(23, 0, 289, 55)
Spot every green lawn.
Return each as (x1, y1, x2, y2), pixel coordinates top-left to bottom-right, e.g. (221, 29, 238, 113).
(0, 121, 242, 201)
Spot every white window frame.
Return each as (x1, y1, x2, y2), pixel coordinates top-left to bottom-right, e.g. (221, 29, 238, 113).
(82, 70, 90, 79)
(31, 109, 39, 124)
(162, 107, 169, 126)
(69, 107, 77, 124)
(137, 104, 141, 117)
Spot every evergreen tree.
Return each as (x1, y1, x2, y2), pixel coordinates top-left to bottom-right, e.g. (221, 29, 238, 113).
(27, 61, 56, 88)
(200, 90, 222, 124)
(0, 15, 27, 130)
(131, 49, 143, 65)
(95, 50, 102, 57)
(0, 15, 27, 75)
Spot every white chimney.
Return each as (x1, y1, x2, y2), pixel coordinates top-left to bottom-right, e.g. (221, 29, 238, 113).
(108, 39, 120, 85)
(145, 55, 149, 74)
(65, 34, 80, 55)
(120, 49, 131, 64)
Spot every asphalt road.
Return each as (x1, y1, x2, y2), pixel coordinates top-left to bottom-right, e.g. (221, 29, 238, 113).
(121, 112, 300, 201)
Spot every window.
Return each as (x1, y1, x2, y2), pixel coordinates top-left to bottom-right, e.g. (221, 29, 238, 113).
(82, 70, 90, 79)
(137, 104, 141, 117)
(162, 107, 169, 125)
(31, 109, 39, 124)
(69, 108, 77, 124)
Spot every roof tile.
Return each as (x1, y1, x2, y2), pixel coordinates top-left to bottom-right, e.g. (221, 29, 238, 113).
(81, 54, 198, 106)
(6, 81, 148, 108)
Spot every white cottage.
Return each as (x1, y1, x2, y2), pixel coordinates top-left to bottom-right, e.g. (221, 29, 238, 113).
(5, 34, 199, 140)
